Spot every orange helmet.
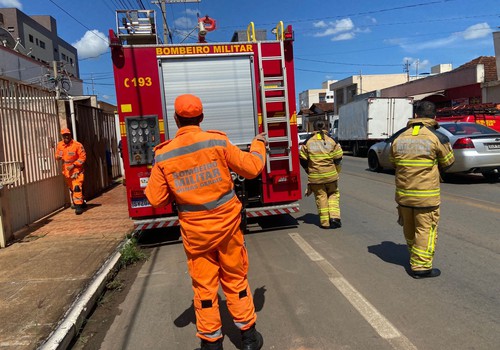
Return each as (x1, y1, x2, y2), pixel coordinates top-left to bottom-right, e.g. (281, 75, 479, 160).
(174, 94, 203, 118)
(61, 128, 71, 135)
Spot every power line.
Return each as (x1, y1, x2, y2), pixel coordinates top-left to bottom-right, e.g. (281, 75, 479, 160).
(47, 0, 108, 44)
(296, 57, 402, 67)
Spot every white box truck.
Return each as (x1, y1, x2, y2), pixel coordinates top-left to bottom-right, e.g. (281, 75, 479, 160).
(336, 97, 413, 156)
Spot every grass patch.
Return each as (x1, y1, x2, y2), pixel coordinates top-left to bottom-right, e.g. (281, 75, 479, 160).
(118, 238, 148, 269)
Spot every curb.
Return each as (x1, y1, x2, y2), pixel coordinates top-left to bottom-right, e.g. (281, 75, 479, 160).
(38, 239, 129, 350)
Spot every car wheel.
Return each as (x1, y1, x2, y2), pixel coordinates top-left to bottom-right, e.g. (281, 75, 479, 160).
(368, 151, 382, 172)
(481, 171, 500, 182)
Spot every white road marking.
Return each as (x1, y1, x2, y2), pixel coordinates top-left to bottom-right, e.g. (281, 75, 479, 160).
(289, 232, 417, 350)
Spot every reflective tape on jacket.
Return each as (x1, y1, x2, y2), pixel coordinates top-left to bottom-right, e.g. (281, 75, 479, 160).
(394, 159, 437, 167)
(155, 139, 227, 163)
(308, 170, 338, 179)
(438, 151, 454, 164)
(177, 189, 236, 213)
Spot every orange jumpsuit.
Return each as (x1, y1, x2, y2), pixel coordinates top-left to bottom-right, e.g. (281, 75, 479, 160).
(145, 126, 266, 342)
(55, 139, 86, 205)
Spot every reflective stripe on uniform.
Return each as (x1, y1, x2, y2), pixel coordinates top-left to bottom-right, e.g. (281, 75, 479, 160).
(199, 328, 223, 339)
(309, 170, 338, 179)
(177, 189, 235, 212)
(396, 188, 440, 197)
(155, 139, 227, 163)
(438, 151, 454, 163)
(250, 151, 264, 162)
(394, 159, 437, 166)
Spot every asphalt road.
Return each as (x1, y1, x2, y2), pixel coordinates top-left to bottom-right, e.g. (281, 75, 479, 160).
(73, 156, 500, 350)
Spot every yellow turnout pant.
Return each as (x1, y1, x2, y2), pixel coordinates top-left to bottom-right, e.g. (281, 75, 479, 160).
(398, 205, 440, 271)
(310, 181, 340, 227)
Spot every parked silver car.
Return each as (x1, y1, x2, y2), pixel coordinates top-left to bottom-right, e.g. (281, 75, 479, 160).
(367, 122, 500, 180)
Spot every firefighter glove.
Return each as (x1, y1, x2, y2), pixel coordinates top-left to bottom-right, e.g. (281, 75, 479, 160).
(397, 206, 404, 226)
(254, 132, 268, 146)
(304, 183, 312, 197)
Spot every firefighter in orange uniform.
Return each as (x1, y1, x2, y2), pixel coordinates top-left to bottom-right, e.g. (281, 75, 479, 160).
(390, 101, 455, 279)
(145, 94, 266, 350)
(55, 128, 86, 215)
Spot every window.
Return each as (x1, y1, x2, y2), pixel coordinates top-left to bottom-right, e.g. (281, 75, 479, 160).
(29, 34, 34, 43)
(346, 84, 357, 103)
(7, 26, 14, 32)
(36, 38, 39, 45)
(39, 40, 45, 49)
(61, 53, 67, 61)
(70, 58, 73, 65)
(335, 89, 344, 105)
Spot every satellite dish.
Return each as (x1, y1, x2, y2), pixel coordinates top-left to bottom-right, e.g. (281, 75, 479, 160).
(0, 27, 16, 49)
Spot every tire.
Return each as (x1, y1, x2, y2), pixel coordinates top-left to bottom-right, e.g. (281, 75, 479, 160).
(352, 142, 359, 157)
(481, 171, 500, 182)
(368, 151, 382, 172)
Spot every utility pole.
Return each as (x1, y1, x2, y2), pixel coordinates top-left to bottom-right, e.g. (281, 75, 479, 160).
(161, 0, 168, 44)
(154, 0, 201, 44)
(91, 73, 96, 96)
(52, 61, 60, 99)
(404, 60, 410, 82)
(359, 70, 362, 94)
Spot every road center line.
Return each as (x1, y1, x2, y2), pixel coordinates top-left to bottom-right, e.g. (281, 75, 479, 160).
(289, 232, 417, 350)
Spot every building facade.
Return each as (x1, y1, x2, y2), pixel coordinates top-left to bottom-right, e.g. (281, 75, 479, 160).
(0, 8, 79, 78)
(329, 73, 408, 114)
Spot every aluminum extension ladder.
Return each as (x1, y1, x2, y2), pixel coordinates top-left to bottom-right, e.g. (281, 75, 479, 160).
(257, 40, 293, 173)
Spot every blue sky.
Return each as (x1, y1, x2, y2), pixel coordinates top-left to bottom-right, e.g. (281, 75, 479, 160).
(1, 0, 498, 106)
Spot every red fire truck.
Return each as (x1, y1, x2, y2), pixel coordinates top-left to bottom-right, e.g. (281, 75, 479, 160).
(109, 10, 302, 231)
(435, 103, 500, 132)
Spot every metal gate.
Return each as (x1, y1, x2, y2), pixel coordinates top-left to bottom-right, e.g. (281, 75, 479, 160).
(0, 77, 64, 247)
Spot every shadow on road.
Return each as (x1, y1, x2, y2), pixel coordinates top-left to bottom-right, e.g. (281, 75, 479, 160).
(367, 241, 409, 270)
(174, 287, 267, 350)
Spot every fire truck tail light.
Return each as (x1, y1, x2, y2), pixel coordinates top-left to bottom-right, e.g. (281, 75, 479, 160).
(131, 190, 145, 198)
(273, 174, 297, 184)
(453, 138, 475, 149)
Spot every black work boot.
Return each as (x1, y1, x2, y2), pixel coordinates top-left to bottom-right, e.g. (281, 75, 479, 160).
(200, 338, 223, 350)
(75, 205, 83, 215)
(330, 218, 342, 229)
(412, 268, 441, 279)
(241, 324, 263, 350)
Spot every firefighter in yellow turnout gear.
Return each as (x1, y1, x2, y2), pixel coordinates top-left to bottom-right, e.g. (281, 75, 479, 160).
(300, 121, 343, 229)
(390, 101, 455, 279)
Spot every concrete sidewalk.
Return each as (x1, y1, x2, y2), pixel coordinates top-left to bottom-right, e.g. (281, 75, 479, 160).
(0, 184, 134, 350)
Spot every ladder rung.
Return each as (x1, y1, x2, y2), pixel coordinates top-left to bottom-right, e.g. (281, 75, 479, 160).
(264, 97, 286, 103)
(264, 76, 284, 82)
(268, 136, 289, 143)
(269, 156, 291, 161)
(261, 56, 283, 61)
(265, 87, 285, 92)
(265, 117, 287, 123)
